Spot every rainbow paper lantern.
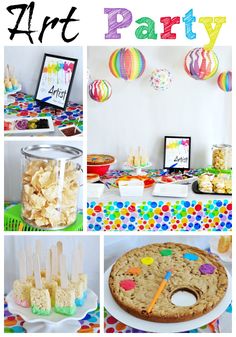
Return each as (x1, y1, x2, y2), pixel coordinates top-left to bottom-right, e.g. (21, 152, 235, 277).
(217, 71, 232, 92)
(150, 69, 172, 90)
(184, 48, 219, 80)
(109, 47, 146, 80)
(89, 80, 112, 102)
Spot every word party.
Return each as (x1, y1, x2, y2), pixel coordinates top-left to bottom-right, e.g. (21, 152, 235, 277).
(104, 8, 226, 50)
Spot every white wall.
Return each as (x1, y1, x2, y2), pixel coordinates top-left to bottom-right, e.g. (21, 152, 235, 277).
(4, 235, 100, 296)
(88, 46, 232, 168)
(4, 46, 83, 103)
(4, 140, 83, 208)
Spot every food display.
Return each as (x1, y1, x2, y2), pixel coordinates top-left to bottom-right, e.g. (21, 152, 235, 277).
(4, 117, 54, 134)
(127, 147, 149, 167)
(116, 176, 155, 188)
(197, 173, 232, 194)
(12, 241, 87, 317)
(158, 173, 195, 184)
(21, 145, 82, 229)
(212, 144, 232, 170)
(4, 64, 20, 93)
(87, 154, 116, 176)
(109, 242, 228, 323)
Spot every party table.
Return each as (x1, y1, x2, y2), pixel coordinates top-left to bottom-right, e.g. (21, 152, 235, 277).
(4, 92, 83, 136)
(4, 298, 100, 333)
(87, 170, 232, 231)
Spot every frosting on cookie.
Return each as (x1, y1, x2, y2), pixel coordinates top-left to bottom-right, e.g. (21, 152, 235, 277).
(183, 253, 199, 261)
(120, 279, 136, 291)
(199, 264, 216, 275)
(141, 256, 154, 265)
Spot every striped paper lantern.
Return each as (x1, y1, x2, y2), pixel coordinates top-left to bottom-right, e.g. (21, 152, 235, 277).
(217, 71, 232, 92)
(109, 47, 146, 80)
(89, 80, 112, 102)
(184, 48, 219, 80)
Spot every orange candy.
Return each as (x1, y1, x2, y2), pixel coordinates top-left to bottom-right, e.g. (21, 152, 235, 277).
(127, 267, 141, 275)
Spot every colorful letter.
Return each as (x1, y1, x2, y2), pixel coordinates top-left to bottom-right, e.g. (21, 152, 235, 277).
(160, 17, 180, 39)
(182, 9, 196, 40)
(199, 16, 226, 50)
(104, 8, 132, 39)
(135, 17, 157, 39)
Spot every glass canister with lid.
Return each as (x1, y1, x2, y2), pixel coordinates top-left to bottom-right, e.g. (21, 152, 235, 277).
(212, 144, 232, 170)
(21, 144, 83, 229)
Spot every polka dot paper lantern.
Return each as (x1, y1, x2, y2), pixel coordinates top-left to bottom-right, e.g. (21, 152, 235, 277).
(217, 71, 232, 92)
(184, 47, 219, 80)
(89, 80, 112, 102)
(150, 69, 172, 90)
(109, 47, 146, 80)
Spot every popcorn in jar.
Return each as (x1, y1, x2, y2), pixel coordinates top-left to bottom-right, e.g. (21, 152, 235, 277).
(21, 145, 82, 229)
(212, 144, 232, 170)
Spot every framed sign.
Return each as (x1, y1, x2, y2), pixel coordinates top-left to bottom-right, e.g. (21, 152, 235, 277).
(35, 54, 78, 109)
(164, 136, 191, 170)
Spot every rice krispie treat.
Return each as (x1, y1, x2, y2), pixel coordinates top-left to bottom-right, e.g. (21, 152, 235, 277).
(69, 280, 85, 306)
(43, 279, 58, 307)
(13, 280, 32, 308)
(30, 288, 51, 315)
(55, 288, 76, 316)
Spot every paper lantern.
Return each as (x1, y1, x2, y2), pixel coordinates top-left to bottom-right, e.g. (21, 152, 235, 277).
(109, 47, 146, 80)
(89, 80, 112, 102)
(217, 71, 232, 92)
(150, 69, 172, 90)
(184, 48, 219, 80)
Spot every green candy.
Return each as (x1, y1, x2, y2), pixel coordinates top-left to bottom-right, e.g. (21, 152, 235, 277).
(160, 249, 172, 256)
(31, 305, 51, 315)
(55, 305, 76, 316)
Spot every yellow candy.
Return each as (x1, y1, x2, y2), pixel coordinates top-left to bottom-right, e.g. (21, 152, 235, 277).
(141, 256, 154, 265)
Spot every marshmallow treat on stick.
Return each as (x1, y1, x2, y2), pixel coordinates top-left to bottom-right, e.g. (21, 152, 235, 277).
(30, 254, 51, 315)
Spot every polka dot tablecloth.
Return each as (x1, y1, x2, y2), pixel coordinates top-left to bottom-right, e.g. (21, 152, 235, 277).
(4, 298, 100, 333)
(87, 199, 232, 231)
(4, 92, 83, 132)
(104, 304, 232, 333)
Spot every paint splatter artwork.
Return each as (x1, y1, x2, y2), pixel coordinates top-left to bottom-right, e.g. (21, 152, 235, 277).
(35, 54, 77, 109)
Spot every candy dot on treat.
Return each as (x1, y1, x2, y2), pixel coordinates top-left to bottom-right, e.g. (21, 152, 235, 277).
(127, 267, 141, 275)
(120, 279, 136, 291)
(141, 256, 154, 265)
(160, 249, 172, 256)
(183, 253, 199, 261)
(199, 264, 216, 275)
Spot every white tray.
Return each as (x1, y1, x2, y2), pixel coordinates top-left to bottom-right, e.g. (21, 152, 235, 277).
(152, 183, 188, 198)
(104, 265, 231, 333)
(4, 117, 54, 134)
(6, 289, 98, 333)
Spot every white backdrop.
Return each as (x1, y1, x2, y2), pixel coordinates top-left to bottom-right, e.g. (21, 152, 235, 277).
(4, 140, 83, 208)
(88, 46, 232, 168)
(4, 46, 83, 103)
(4, 235, 100, 296)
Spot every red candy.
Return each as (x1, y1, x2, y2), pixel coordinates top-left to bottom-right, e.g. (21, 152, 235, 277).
(120, 279, 136, 291)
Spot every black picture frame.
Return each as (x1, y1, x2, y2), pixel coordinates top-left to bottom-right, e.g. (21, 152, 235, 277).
(35, 53, 78, 110)
(163, 136, 191, 172)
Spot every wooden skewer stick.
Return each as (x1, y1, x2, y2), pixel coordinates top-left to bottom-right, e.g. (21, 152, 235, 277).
(26, 244, 33, 277)
(71, 247, 78, 283)
(57, 241, 63, 274)
(146, 270, 172, 314)
(33, 254, 42, 289)
(46, 250, 52, 283)
(19, 250, 27, 283)
(60, 254, 68, 289)
(51, 245, 57, 277)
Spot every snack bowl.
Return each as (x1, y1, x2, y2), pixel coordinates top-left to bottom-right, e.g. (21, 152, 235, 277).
(87, 154, 116, 176)
(87, 183, 105, 198)
(58, 124, 82, 137)
(118, 180, 144, 197)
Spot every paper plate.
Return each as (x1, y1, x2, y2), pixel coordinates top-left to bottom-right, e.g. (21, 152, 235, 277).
(104, 265, 231, 333)
(6, 289, 98, 324)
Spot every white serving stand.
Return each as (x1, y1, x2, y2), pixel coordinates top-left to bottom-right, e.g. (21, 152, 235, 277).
(4, 84, 22, 105)
(104, 265, 232, 333)
(6, 289, 98, 333)
(123, 162, 152, 176)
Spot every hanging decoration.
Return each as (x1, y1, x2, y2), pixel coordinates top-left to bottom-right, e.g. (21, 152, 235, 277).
(217, 71, 232, 92)
(89, 80, 112, 102)
(150, 69, 172, 91)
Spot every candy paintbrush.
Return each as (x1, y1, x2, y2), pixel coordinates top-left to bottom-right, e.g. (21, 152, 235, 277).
(146, 270, 172, 313)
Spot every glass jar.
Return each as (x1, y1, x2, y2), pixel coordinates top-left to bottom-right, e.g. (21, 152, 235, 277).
(212, 144, 232, 170)
(21, 145, 82, 229)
